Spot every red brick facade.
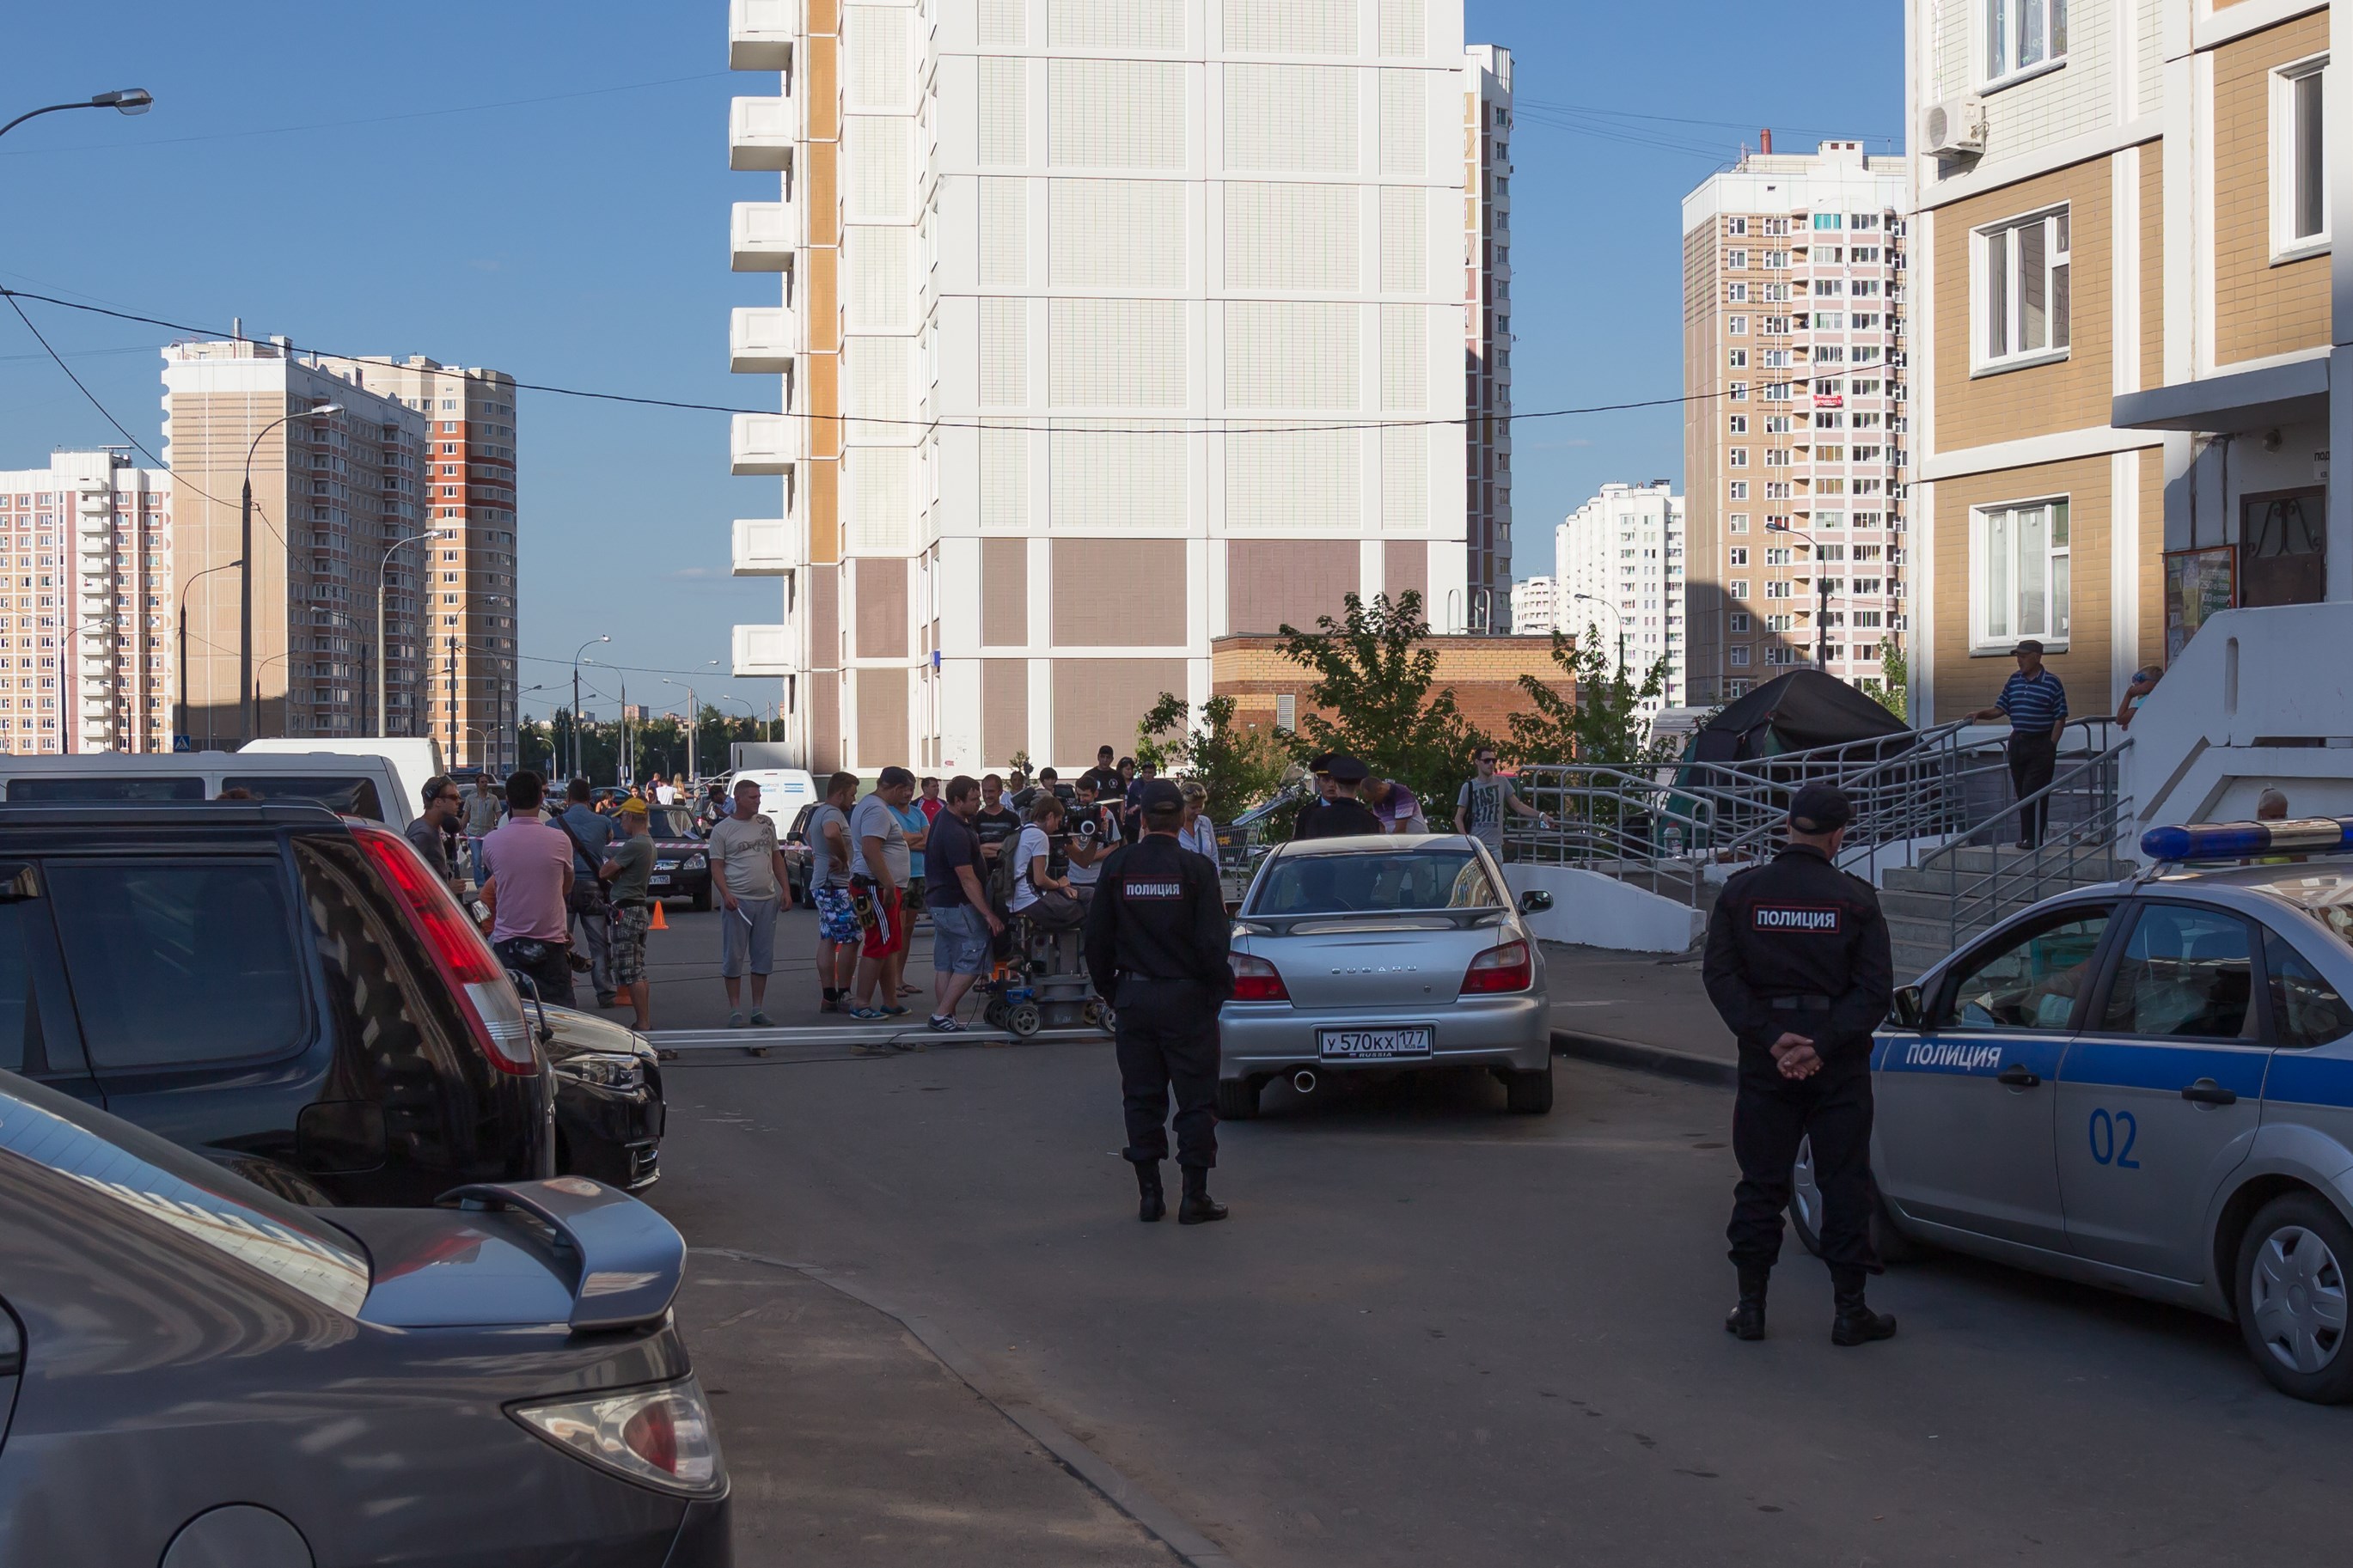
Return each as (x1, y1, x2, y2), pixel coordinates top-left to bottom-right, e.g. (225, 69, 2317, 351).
(1211, 633, 1570, 743)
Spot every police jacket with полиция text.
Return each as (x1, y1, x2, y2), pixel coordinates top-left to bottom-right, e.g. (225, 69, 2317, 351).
(1082, 833, 1236, 1002)
(1702, 843, 1892, 1064)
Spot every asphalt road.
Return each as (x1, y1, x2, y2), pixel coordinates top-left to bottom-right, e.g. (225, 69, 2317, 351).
(649, 1039, 2347, 1566)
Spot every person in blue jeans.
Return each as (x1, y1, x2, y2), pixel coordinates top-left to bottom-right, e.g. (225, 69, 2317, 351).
(924, 776, 1002, 1031)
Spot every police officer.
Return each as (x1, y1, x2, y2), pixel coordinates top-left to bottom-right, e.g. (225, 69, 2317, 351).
(1294, 754, 1384, 839)
(1083, 778, 1238, 1224)
(1291, 754, 1339, 839)
(1702, 784, 1898, 1346)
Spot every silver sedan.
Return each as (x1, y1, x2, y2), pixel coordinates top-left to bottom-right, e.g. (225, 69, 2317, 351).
(1217, 833, 1555, 1118)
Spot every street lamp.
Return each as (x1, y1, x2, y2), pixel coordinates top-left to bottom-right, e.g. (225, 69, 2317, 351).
(661, 678, 700, 782)
(1764, 520, 1830, 670)
(570, 635, 609, 780)
(240, 401, 340, 741)
(1572, 594, 1627, 674)
(372, 529, 435, 739)
(0, 88, 153, 143)
(175, 557, 242, 750)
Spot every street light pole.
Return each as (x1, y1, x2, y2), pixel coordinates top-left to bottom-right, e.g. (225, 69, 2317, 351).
(662, 679, 698, 783)
(176, 557, 241, 750)
(1573, 594, 1627, 674)
(240, 401, 341, 743)
(371, 528, 435, 738)
(0, 88, 152, 144)
(569, 635, 609, 781)
(1765, 521, 1830, 670)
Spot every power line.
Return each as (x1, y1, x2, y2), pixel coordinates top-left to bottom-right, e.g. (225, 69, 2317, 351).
(0, 284, 1822, 436)
(1514, 97, 1898, 144)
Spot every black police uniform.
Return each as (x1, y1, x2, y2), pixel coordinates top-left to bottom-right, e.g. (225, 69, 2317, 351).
(1294, 796, 1384, 839)
(1702, 802, 1896, 1342)
(1082, 813, 1236, 1223)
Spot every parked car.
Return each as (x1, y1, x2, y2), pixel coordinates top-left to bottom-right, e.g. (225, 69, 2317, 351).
(1219, 833, 1557, 1117)
(239, 736, 445, 820)
(539, 1003, 666, 1190)
(0, 800, 554, 1206)
(0, 750, 415, 827)
(644, 803, 713, 911)
(0, 1069, 730, 1565)
(1791, 818, 2353, 1402)
(783, 801, 819, 907)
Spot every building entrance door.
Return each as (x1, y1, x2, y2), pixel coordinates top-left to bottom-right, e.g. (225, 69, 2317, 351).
(2240, 488, 2326, 607)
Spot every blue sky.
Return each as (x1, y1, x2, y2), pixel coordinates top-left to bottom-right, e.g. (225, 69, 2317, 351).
(0, 2, 1901, 721)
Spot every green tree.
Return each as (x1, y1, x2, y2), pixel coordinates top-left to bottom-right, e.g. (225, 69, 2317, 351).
(1136, 692, 1291, 825)
(1859, 639, 1908, 723)
(1506, 628, 1678, 767)
(1274, 590, 1494, 810)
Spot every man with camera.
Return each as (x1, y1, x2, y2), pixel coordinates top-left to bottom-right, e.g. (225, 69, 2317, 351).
(1065, 772, 1124, 908)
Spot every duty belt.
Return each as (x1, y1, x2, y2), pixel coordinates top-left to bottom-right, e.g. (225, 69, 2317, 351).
(1766, 994, 1836, 1012)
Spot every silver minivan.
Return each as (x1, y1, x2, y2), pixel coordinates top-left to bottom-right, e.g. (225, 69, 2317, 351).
(0, 751, 414, 828)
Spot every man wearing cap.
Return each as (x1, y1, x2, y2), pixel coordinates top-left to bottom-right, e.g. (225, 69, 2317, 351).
(1702, 784, 1898, 1347)
(1084, 778, 1238, 1225)
(1293, 755, 1385, 839)
(1971, 638, 2069, 849)
(600, 797, 657, 1031)
(1291, 753, 1341, 839)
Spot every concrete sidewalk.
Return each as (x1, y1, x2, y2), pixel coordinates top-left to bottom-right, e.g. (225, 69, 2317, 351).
(1541, 942, 1738, 1082)
(675, 1249, 1183, 1566)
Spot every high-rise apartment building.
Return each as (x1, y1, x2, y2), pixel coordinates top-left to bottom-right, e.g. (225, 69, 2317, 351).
(1682, 139, 1910, 704)
(724, 0, 1513, 773)
(162, 339, 431, 748)
(0, 452, 171, 754)
(321, 356, 523, 772)
(1899, 0, 2330, 723)
(1508, 573, 1556, 634)
(1555, 480, 1685, 712)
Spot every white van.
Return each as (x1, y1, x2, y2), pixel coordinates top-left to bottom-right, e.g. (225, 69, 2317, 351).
(0, 751, 414, 828)
(727, 767, 816, 834)
(239, 737, 444, 818)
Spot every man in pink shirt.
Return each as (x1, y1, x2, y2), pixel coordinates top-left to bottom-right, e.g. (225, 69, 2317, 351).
(480, 769, 578, 1007)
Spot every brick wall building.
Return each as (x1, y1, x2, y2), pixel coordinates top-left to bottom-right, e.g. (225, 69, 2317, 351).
(1211, 632, 1566, 747)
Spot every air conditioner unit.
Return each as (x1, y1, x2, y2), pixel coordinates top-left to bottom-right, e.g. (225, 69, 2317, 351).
(1922, 95, 1987, 156)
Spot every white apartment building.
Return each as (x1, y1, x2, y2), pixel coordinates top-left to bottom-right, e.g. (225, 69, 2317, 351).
(1682, 138, 1910, 704)
(724, 0, 1513, 773)
(1555, 480, 1685, 712)
(0, 452, 171, 754)
(1508, 572, 1556, 634)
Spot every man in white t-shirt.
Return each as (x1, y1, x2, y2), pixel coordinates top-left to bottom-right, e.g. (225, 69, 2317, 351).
(846, 769, 916, 1017)
(1008, 795, 1079, 925)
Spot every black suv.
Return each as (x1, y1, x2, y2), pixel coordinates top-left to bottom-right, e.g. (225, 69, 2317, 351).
(0, 802, 556, 1205)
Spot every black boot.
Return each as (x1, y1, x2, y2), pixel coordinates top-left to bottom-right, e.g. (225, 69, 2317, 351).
(1176, 1165, 1227, 1225)
(1830, 1267, 1898, 1346)
(1134, 1161, 1165, 1223)
(1723, 1266, 1769, 1340)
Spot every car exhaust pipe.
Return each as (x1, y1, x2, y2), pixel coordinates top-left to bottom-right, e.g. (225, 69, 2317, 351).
(1292, 1069, 1317, 1095)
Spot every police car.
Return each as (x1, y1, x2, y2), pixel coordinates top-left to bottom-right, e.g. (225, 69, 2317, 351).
(1789, 815, 2353, 1402)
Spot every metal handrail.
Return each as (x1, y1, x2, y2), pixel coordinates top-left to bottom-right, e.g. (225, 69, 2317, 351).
(1915, 738, 2133, 947)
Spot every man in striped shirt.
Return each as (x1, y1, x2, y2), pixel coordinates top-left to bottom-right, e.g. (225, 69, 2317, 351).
(1971, 639, 2068, 849)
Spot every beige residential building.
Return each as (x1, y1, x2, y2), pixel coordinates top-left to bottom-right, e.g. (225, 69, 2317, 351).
(0, 452, 171, 754)
(1683, 140, 1912, 705)
(1903, 0, 2344, 722)
(162, 339, 431, 748)
(321, 357, 523, 772)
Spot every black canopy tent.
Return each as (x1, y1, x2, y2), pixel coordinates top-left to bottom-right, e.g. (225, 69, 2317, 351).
(1689, 669, 1909, 763)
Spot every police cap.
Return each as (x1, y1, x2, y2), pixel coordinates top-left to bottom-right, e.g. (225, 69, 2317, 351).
(1138, 778, 1186, 813)
(1305, 753, 1335, 776)
(1788, 784, 1854, 833)
(1325, 753, 1370, 783)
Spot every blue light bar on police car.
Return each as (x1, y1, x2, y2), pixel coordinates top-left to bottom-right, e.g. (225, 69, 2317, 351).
(2140, 817, 2353, 862)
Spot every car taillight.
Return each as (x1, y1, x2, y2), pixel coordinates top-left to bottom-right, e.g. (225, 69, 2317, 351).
(1463, 939, 1532, 994)
(511, 1376, 726, 1496)
(1232, 954, 1290, 1003)
(352, 825, 539, 1076)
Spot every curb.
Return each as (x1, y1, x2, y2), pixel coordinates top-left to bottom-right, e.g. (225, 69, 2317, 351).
(1552, 1028, 1737, 1088)
(696, 1248, 1239, 1568)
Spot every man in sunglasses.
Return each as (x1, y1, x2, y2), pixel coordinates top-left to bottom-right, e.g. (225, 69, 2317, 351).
(1453, 748, 1550, 860)
(406, 774, 466, 897)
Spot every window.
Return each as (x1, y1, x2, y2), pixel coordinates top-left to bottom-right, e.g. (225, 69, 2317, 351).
(1729, 448, 1749, 468)
(1972, 497, 2070, 649)
(1763, 415, 1792, 434)
(1983, 0, 2067, 84)
(1762, 315, 1790, 335)
(2273, 57, 2330, 255)
(1726, 217, 1747, 235)
(46, 861, 308, 1070)
(1728, 481, 1749, 499)
(1763, 546, 1791, 565)
(1728, 546, 1750, 565)
(2099, 905, 2256, 1039)
(1765, 613, 1794, 631)
(1250, 848, 1500, 917)
(1936, 906, 2110, 1029)
(1729, 514, 1751, 533)
(1764, 581, 1792, 599)
(1729, 611, 1751, 631)
(2264, 929, 2353, 1046)
(1727, 251, 1749, 271)
(1811, 212, 1842, 231)
(1977, 207, 2070, 366)
(1728, 645, 1751, 667)
(1727, 283, 1749, 303)
(1728, 381, 1749, 400)
(1728, 315, 1748, 335)
(1729, 579, 1749, 600)
(1728, 349, 1748, 368)
(1728, 415, 1749, 434)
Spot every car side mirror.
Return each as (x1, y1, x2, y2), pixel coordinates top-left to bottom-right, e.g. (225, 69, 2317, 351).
(1519, 889, 1554, 914)
(1890, 984, 1924, 1029)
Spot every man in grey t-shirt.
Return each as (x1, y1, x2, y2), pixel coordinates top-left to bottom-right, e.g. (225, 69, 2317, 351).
(805, 771, 859, 1013)
(1453, 747, 1549, 859)
(846, 770, 917, 1017)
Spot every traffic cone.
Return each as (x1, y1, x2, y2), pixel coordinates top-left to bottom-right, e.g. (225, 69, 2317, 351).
(649, 901, 669, 931)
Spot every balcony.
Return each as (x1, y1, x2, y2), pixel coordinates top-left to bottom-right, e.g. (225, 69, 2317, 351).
(728, 0, 798, 70)
(730, 96, 795, 171)
(731, 200, 798, 272)
(732, 622, 798, 678)
(733, 517, 799, 576)
(730, 308, 801, 374)
(730, 413, 802, 475)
